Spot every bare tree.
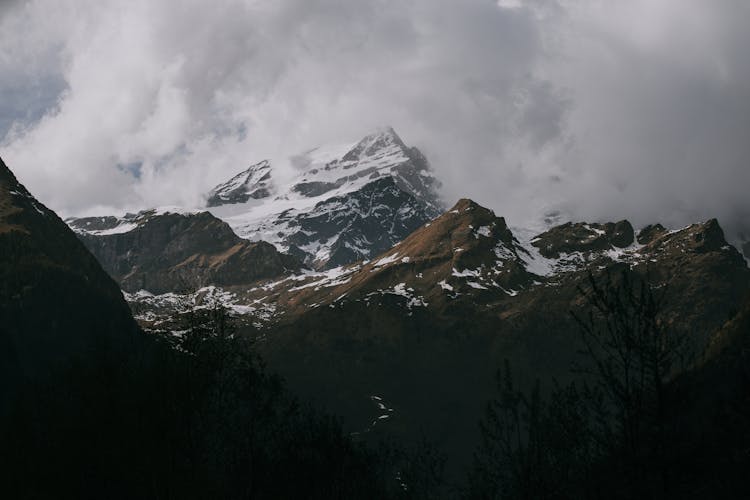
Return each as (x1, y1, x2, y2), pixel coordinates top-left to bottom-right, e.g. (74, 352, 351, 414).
(470, 268, 692, 499)
(572, 268, 690, 498)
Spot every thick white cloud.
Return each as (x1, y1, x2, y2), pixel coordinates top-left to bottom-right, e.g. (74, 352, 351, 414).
(1, 0, 748, 244)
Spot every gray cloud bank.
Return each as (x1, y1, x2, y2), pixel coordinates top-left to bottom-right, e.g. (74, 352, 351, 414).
(1, 0, 749, 243)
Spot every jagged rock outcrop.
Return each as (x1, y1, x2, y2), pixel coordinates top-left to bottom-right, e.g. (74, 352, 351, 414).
(637, 223, 667, 244)
(70, 209, 302, 294)
(270, 198, 533, 312)
(206, 160, 272, 206)
(284, 176, 440, 268)
(531, 220, 635, 258)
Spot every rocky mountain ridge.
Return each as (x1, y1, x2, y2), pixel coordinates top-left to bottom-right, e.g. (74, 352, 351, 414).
(126, 197, 748, 343)
(68, 208, 302, 294)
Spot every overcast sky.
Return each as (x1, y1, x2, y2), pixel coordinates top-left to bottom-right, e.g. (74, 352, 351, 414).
(1, 0, 748, 241)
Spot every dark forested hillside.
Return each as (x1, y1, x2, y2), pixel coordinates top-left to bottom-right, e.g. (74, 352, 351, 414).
(0, 158, 411, 499)
(462, 271, 750, 499)
(0, 158, 139, 394)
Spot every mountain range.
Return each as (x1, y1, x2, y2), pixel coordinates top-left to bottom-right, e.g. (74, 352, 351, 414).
(4, 128, 749, 488)
(58, 128, 750, 478)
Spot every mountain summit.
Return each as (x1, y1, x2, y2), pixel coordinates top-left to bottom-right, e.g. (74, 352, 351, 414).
(205, 127, 444, 268)
(207, 159, 273, 206)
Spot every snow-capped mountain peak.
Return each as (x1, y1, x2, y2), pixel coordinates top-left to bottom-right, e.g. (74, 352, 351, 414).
(67, 127, 443, 271)
(339, 126, 407, 161)
(206, 159, 273, 207)
(205, 127, 444, 269)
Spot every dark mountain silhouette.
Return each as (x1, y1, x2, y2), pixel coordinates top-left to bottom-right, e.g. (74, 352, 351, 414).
(0, 157, 139, 389)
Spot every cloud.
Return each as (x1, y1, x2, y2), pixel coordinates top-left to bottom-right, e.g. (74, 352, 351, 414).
(1, 0, 748, 246)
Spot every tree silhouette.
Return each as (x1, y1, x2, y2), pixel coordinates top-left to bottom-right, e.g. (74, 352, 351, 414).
(469, 268, 692, 499)
(572, 269, 690, 498)
(467, 361, 595, 500)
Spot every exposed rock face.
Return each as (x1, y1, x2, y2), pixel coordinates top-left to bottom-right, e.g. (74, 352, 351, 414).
(71, 209, 302, 294)
(0, 158, 139, 384)
(279, 197, 533, 309)
(206, 160, 272, 206)
(284, 177, 439, 268)
(532, 220, 635, 258)
(206, 127, 444, 268)
(744, 241, 750, 259)
(637, 223, 667, 244)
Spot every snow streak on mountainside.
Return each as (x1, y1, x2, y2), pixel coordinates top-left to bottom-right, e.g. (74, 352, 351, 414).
(206, 127, 444, 268)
